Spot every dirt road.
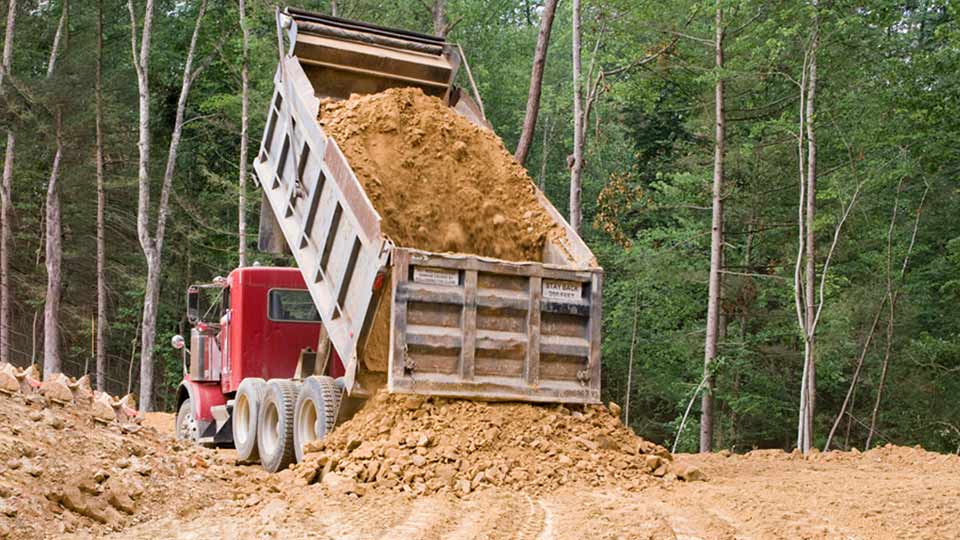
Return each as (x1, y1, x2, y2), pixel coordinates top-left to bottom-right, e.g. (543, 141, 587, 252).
(82, 435, 960, 540)
(4, 392, 959, 539)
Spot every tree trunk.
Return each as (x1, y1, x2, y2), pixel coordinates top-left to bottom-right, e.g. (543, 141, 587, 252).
(132, 0, 207, 410)
(330, 0, 337, 17)
(432, 0, 446, 37)
(700, 1, 724, 454)
(514, 0, 558, 166)
(238, 0, 249, 267)
(0, 0, 16, 365)
(95, 0, 107, 391)
(43, 115, 64, 377)
(623, 290, 640, 427)
(569, 0, 583, 233)
(537, 116, 552, 191)
(42, 0, 68, 378)
(865, 181, 929, 447)
(799, 32, 818, 453)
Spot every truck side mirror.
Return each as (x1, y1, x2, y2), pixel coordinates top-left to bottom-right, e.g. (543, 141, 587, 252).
(171, 335, 185, 349)
(187, 288, 200, 324)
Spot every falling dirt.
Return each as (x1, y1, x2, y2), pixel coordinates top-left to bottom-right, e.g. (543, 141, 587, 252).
(286, 391, 683, 497)
(319, 88, 559, 263)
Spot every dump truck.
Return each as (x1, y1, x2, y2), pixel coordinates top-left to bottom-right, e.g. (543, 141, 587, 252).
(172, 8, 603, 473)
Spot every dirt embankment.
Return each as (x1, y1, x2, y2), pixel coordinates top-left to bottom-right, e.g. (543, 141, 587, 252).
(0, 377, 268, 540)
(285, 392, 701, 497)
(319, 87, 559, 263)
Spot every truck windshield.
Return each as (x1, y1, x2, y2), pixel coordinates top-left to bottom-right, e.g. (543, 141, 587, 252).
(267, 289, 321, 323)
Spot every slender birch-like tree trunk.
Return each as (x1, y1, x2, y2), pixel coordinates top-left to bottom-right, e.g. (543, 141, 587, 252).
(130, 0, 208, 410)
(799, 25, 819, 453)
(432, 0, 446, 37)
(0, 0, 16, 365)
(700, 1, 724, 453)
(238, 0, 250, 267)
(42, 0, 69, 378)
(95, 0, 107, 390)
(128, 0, 155, 406)
(569, 0, 583, 233)
(865, 182, 929, 447)
(514, 0, 558, 166)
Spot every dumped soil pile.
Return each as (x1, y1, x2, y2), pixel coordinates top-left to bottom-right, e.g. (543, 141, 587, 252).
(319, 87, 559, 263)
(287, 392, 703, 497)
(0, 367, 253, 539)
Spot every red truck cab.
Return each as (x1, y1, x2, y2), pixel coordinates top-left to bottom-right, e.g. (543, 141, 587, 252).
(173, 267, 343, 444)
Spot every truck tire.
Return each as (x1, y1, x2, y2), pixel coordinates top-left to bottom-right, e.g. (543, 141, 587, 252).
(294, 376, 343, 463)
(176, 399, 199, 442)
(233, 377, 266, 463)
(257, 379, 300, 473)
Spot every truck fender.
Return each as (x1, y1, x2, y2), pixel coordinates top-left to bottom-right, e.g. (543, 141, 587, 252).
(176, 378, 227, 423)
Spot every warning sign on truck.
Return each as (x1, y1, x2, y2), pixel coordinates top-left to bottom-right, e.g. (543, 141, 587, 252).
(542, 279, 581, 301)
(413, 266, 460, 287)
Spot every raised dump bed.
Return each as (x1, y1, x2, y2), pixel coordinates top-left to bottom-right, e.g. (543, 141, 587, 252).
(254, 9, 602, 404)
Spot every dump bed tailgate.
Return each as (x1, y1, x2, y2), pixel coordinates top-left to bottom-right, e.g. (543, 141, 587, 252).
(390, 249, 602, 404)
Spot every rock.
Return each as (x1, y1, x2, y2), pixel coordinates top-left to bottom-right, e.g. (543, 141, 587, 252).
(411, 454, 427, 467)
(608, 402, 622, 418)
(0, 371, 19, 395)
(44, 411, 65, 430)
(652, 464, 668, 477)
(28, 410, 43, 422)
(675, 464, 707, 482)
(557, 454, 573, 466)
(91, 400, 116, 424)
(456, 479, 471, 496)
(644, 455, 662, 472)
(597, 435, 619, 451)
(303, 439, 325, 454)
(322, 472, 363, 496)
(402, 395, 425, 411)
(21, 460, 41, 477)
(107, 489, 136, 514)
(40, 375, 74, 404)
(0, 499, 16, 518)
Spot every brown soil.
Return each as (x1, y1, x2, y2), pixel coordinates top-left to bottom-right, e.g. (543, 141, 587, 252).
(89, 444, 960, 540)
(286, 391, 685, 497)
(319, 88, 559, 263)
(6, 371, 959, 539)
(0, 391, 268, 539)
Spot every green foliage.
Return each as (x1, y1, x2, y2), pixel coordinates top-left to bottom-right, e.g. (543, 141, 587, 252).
(2, 0, 959, 455)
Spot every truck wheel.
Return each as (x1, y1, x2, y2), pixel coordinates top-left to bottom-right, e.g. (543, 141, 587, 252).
(233, 377, 266, 463)
(176, 399, 199, 442)
(294, 376, 343, 463)
(257, 379, 300, 473)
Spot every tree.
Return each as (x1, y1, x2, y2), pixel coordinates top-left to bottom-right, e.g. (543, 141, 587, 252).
(42, 0, 69, 377)
(700, 0, 725, 454)
(238, 0, 249, 267)
(129, 0, 209, 410)
(569, 0, 583, 233)
(514, 0, 558, 166)
(0, 0, 15, 366)
(95, 0, 107, 391)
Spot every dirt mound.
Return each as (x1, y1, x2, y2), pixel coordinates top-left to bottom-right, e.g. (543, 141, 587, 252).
(319, 87, 559, 263)
(287, 392, 699, 497)
(0, 373, 257, 539)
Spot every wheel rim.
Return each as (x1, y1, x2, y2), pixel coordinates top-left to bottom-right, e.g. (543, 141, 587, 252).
(261, 401, 280, 455)
(297, 398, 319, 450)
(235, 394, 252, 447)
(178, 409, 198, 441)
